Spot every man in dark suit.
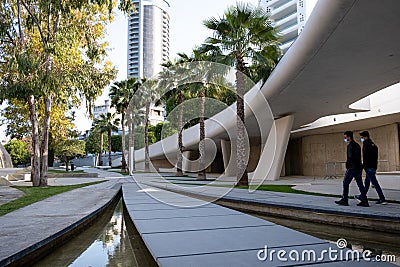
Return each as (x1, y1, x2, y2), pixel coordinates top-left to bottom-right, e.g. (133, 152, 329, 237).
(356, 131, 387, 205)
(335, 131, 369, 207)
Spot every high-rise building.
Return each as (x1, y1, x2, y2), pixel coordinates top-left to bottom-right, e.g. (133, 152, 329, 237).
(127, 0, 170, 78)
(259, 0, 318, 53)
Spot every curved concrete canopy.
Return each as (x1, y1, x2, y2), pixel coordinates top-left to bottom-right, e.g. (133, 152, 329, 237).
(263, 0, 400, 129)
(135, 0, 400, 164)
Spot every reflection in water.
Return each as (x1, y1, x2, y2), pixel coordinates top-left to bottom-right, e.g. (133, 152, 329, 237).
(34, 200, 156, 267)
(252, 213, 400, 266)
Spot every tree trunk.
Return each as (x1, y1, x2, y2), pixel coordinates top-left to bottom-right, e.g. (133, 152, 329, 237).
(65, 158, 69, 172)
(28, 95, 41, 187)
(40, 94, 52, 186)
(197, 88, 206, 180)
(144, 102, 150, 172)
(236, 55, 249, 186)
(176, 90, 184, 176)
(99, 132, 103, 166)
(121, 110, 127, 172)
(108, 129, 112, 167)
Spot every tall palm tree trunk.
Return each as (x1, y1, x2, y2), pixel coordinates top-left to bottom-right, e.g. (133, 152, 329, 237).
(177, 90, 184, 176)
(40, 94, 52, 186)
(108, 129, 112, 167)
(121, 110, 127, 172)
(236, 55, 249, 186)
(28, 95, 41, 187)
(144, 102, 150, 172)
(99, 132, 104, 166)
(197, 87, 206, 180)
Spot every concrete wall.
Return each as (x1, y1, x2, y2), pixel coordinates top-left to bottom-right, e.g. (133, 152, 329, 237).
(286, 123, 400, 177)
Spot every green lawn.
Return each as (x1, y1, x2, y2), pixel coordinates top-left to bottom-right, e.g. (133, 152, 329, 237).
(48, 170, 85, 174)
(0, 181, 106, 216)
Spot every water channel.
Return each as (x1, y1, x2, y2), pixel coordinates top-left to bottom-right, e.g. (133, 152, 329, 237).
(33, 200, 156, 267)
(33, 198, 399, 266)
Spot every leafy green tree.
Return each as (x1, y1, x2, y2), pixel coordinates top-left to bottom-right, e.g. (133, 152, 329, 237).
(152, 122, 177, 142)
(94, 113, 120, 167)
(85, 130, 108, 155)
(4, 140, 30, 166)
(202, 3, 280, 186)
(54, 140, 85, 172)
(111, 135, 122, 152)
(0, 0, 133, 186)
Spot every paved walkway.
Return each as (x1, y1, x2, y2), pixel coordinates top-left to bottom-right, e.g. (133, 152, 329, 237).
(0, 186, 24, 206)
(0, 170, 398, 266)
(123, 181, 395, 266)
(135, 174, 400, 223)
(0, 176, 126, 266)
(162, 174, 400, 202)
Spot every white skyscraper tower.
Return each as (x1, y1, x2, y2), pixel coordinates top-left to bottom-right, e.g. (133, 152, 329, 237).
(259, 0, 318, 53)
(127, 0, 170, 78)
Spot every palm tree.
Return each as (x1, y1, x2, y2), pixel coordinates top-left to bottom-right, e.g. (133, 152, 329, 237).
(109, 77, 138, 172)
(202, 3, 280, 186)
(159, 58, 194, 177)
(138, 78, 160, 172)
(176, 51, 226, 180)
(126, 107, 145, 174)
(95, 113, 120, 167)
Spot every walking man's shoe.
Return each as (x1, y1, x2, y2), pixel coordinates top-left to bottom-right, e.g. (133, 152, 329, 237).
(335, 199, 349, 206)
(376, 199, 388, 205)
(357, 201, 369, 207)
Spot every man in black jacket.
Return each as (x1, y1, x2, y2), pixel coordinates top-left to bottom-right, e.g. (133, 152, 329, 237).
(357, 131, 387, 204)
(335, 131, 369, 207)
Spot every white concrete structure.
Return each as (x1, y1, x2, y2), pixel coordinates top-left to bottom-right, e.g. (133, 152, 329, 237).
(131, 0, 400, 183)
(258, 0, 318, 53)
(127, 0, 170, 78)
(93, 100, 113, 120)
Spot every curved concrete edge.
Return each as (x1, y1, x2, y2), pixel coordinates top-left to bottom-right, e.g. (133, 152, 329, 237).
(121, 184, 158, 262)
(143, 182, 400, 234)
(0, 182, 122, 267)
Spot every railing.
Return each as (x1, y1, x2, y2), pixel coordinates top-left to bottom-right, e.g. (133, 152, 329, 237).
(325, 160, 390, 179)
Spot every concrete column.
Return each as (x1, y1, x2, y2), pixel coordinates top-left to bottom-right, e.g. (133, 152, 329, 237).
(129, 147, 135, 175)
(182, 151, 199, 172)
(250, 115, 294, 184)
(221, 139, 237, 177)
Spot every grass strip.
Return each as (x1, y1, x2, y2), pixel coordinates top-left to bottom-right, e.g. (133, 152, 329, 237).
(170, 182, 341, 198)
(0, 181, 106, 216)
(48, 170, 85, 174)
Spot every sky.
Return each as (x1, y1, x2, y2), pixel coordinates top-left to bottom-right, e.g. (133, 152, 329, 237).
(0, 0, 258, 140)
(75, 0, 259, 133)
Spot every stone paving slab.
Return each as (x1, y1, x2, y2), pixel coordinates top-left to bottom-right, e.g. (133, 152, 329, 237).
(122, 182, 396, 266)
(128, 206, 238, 220)
(0, 179, 124, 266)
(157, 243, 372, 267)
(141, 225, 325, 258)
(132, 213, 274, 234)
